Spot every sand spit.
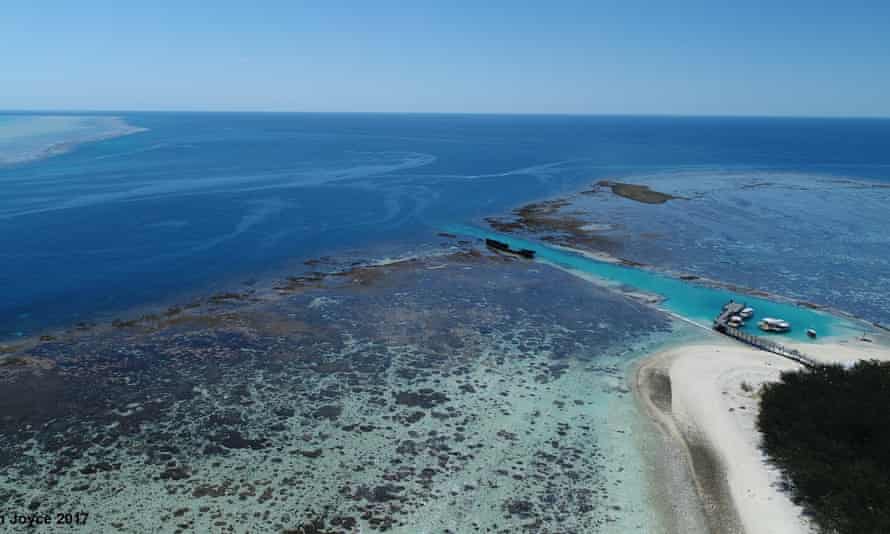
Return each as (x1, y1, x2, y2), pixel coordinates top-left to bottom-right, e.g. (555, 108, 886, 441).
(637, 334, 890, 534)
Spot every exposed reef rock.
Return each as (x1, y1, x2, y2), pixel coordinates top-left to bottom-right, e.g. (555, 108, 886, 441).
(592, 180, 685, 204)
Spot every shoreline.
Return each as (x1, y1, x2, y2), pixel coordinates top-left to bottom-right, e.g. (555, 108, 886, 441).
(635, 333, 890, 534)
(625, 325, 714, 534)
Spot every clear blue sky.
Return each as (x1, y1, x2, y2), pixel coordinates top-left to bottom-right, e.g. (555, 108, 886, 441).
(2, 1, 889, 116)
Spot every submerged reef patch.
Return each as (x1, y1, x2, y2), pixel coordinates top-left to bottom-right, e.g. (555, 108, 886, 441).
(0, 251, 671, 532)
(483, 172, 890, 326)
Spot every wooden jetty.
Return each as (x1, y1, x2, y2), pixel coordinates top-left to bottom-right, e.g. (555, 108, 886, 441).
(715, 301, 745, 325)
(713, 301, 816, 368)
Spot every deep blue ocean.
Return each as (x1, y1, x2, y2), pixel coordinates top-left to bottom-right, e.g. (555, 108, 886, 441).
(2, 112, 889, 338)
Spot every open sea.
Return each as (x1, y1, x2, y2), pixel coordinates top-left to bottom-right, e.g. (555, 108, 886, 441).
(2, 112, 890, 339)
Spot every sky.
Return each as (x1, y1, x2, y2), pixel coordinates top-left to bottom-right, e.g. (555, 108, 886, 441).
(2, 1, 889, 117)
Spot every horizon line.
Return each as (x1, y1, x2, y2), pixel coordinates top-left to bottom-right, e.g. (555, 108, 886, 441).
(2, 108, 889, 121)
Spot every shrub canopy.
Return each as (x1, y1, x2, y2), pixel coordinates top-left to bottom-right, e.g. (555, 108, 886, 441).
(758, 360, 890, 534)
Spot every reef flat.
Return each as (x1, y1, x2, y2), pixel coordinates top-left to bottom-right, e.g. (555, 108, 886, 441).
(0, 115, 146, 166)
(0, 249, 674, 533)
(483, 171, 890, 328)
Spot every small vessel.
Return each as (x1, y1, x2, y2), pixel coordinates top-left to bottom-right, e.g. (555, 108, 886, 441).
(485, 238, 509, 252)
(516, 248, 536, 259)
(727, 316, 744, 328)
(759, 317, 791, 333)
(806, 328, 817, 338)
(485, 238, 536, 259)
(739, 307, 755, 319)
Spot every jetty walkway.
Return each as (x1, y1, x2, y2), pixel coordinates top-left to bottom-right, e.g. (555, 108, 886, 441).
(713, 302, 817, 368)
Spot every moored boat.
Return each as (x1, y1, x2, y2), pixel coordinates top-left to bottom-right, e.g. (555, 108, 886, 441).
(759, 317, 791, 333)
(516, 248, 536, 259)
(739, 307, 754, 319)
(806, 328, 817, 338)
(485, 238, 510, 252)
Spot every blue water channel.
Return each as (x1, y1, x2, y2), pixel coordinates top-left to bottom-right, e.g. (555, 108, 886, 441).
(446, 224, 859, 342)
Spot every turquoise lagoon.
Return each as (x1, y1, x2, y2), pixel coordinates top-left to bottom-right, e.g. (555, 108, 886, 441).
(446, 224, 859, 342)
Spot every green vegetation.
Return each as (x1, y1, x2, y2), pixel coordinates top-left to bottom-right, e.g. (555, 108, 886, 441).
(758, 360, 890, 534)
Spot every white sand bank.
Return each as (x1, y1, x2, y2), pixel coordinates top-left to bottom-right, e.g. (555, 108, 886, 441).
(637, 334, 890, 534)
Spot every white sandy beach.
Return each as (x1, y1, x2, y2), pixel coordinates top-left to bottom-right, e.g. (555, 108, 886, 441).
(638, 332, 890, 534)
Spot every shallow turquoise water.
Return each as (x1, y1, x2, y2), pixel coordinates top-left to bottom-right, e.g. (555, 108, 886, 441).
(446, 224, 858, 342)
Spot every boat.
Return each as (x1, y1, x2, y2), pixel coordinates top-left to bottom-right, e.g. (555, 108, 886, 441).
(759, 317, 791, 333)
(516, 248, 536, 259)
(485, 238, 509, 252)
(806, 328, 817, 338)
(739, 307, 754, 319)
(484, 238, 536, 259)
(727, 316, 744, 328)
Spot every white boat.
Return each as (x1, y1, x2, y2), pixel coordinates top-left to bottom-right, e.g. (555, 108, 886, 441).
(739, 307, 754, 319)
(806, 328, 817, 338)
(759, 317, 791, 333)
